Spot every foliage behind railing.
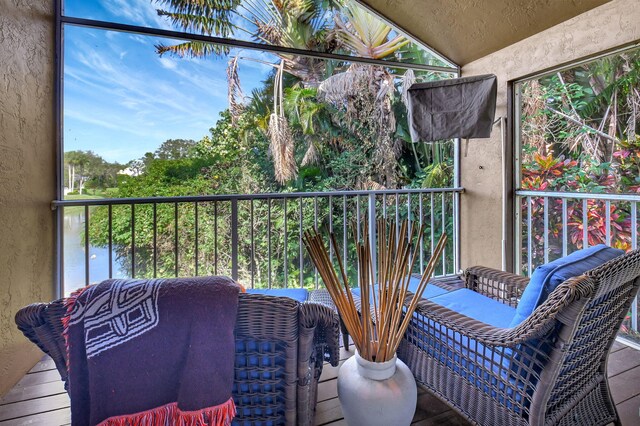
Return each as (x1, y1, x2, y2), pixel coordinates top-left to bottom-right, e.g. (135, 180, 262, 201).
(58, 188, 460, 294)
(517, 189, 640, 342)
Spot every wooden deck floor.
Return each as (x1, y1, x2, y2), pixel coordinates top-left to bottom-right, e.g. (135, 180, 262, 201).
(0, 343, 640, 426)
(1, 340, 639, 425)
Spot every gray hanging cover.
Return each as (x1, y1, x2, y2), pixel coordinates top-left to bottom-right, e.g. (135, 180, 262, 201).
(407, 74, 497, 142)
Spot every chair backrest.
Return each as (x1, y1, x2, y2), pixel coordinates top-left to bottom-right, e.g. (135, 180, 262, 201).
(15, 292, 337, 426)
(531, 249, 640, 424)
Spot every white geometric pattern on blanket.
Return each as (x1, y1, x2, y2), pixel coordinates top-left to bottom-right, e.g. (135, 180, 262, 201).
(69, 279, 162, 358)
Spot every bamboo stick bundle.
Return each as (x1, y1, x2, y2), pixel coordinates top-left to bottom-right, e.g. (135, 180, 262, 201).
(303, 219, 447, 363)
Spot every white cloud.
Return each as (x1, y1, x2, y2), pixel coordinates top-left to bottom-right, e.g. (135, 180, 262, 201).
(99, 0, 169, 29)
(61, 4, 278, 164)
(128, 34, 149, 45)
(65, 108, 151, 138)
(63, 33, 229, 162)
(158, 57, 177, 70)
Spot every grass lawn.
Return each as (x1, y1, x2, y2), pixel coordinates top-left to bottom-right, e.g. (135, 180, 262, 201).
(64, 190, 109, 214)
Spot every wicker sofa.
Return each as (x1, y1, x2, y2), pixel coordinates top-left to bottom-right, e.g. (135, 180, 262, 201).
(15, 290, 340, 426)
(398, 247, 640, 426)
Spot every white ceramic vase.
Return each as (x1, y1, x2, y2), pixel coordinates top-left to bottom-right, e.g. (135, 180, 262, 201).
(337, 351, 417, 426)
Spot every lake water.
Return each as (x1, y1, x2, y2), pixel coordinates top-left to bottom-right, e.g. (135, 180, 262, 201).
(63, 211, 126, 296)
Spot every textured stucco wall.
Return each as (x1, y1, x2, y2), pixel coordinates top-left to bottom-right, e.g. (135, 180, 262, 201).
(0, 0, 56, 396)
(460, 0, 640, 271)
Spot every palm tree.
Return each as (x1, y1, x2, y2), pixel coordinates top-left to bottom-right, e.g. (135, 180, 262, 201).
(155, 0, 337, 85)
(582, 50, 640, 143)
(317, 2, 409, 187)
(154, 0, 419, 187)
(154, 0, 240, 56)
(155, 0, 341, 183)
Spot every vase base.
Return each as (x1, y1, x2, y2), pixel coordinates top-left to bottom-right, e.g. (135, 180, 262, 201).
(338, 353, 417, 426)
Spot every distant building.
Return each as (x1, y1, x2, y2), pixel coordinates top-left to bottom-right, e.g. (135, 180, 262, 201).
(118, 166, 142, 177)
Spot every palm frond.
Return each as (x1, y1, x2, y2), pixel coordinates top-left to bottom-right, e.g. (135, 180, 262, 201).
(332, 1, 408, 60)
(227, 57, 245, 124)
(317, 65, 362, 104)
(371, 37, 410, 58)
(268, 113, 298, 183)
(155, 41, 229, 57)
(301, 140, 320, 166)
(401, 69, 416, 107)
(155, 0, 240, 37)
(155, 0, 239, 16)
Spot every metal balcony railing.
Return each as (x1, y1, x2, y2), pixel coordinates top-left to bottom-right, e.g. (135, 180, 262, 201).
(516, 189, 640, 339)
(55, 188, 462, 295)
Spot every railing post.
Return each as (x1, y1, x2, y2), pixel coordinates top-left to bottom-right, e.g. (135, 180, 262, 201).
(514, 195, 522, 275)
(632, 202, 638, 333)
(231, 199, 238, 281)
(453, 190, 461, 274)
(527, 196, 532, 276)
(85, 205, 90, 285)
(56, 205, 64, 299)
(633, 297, 638, 333)
(368, 193, 377, 281)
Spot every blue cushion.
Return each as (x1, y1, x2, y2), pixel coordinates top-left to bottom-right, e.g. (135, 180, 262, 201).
(406, 289, 522, 410)
(246, 288, 308, 303)
(350, 276, 450, 300)
(409, 289, 516, 368)
(429, 288, 516, 328)
(510, 244, 624, 327)
(423, 288, 516, 371)
(235, 289, 306, 425)
(232, 339, 286, 426)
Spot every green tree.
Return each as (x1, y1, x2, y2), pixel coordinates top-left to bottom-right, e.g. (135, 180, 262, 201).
(65, 151, 119, 194)
(154, 139, 197, 160)
(153, 0, 434, 187)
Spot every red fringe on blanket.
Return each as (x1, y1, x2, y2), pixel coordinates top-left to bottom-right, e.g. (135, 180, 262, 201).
(97, 398, 236, 426)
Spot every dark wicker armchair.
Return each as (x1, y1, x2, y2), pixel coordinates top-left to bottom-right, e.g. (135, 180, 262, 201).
(15, 292, 340, 426)
(399, 249, 640, 426)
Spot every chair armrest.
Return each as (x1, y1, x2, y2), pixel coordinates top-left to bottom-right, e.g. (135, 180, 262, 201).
(15, 301, 69, 385)
(15, 303, 49, 354)
(407, 274, 594, 347)
(299, 302, 340, 367)
(296, 302, 340, 425)
(401, 275, 596, 420)
(464, 266, 530, 307)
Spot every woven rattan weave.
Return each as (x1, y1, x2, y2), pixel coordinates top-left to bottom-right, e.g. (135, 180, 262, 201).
(15, 292, 340, 426)
(398, 250, 640, 426)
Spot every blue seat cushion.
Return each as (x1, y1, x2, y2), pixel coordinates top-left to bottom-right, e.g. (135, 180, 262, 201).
(409, 289, 516, 368)
(423, 289, 516, 374)
(232, 339, 286, 426)
(406, 289, 523, 410)
(234, 289, 307, 425)
(429, 288, 516, 328)
(510, 244, 624, 327)
(246, 288, 308, 303)
(350, 276, 450, 300)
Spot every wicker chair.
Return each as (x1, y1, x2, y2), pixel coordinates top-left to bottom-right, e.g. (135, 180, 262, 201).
(15, 292, 340, 426)
(398, 249, 640, 426)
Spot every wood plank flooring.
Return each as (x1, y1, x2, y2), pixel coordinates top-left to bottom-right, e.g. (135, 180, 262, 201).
(2, 340, 640, 425)
(0, 357, 69, 425)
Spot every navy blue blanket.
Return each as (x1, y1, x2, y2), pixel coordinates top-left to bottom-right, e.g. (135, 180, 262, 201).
(64, 276, 240, 425)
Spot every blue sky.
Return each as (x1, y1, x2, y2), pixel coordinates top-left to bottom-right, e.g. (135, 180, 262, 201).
(62, 0, 448, 165)
(63, 0, 273, 164)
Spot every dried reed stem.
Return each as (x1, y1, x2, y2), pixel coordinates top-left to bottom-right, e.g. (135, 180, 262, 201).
(303, 219, 447, 362)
